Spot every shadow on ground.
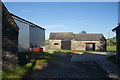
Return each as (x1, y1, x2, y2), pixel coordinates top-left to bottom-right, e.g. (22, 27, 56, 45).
(21, 51, 112, 80)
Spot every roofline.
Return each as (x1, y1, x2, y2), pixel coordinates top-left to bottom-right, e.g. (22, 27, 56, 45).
(75, 33, 103, 35)
(50, 33, 106, 40)
(2, 3, 19, 30)
(50, 32, 73, 33)
(50, 32, 103, 35)
(112, 25, 120, 32)
(10, 13, 45, 30)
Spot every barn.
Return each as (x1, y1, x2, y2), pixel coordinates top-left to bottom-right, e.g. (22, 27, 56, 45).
(11, 14, 45, 52)
(2, 3, 19, 70)
(1, 2, 45, 70)
(49, 32, 106, 51)
(112, 24, 120, 64)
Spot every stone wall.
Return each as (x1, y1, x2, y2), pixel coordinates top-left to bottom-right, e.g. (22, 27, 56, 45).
(71, 40, 86, 50)
(95, 41, 106, 51)
(49, 40, 106, 51)
(71, 41, 106, 51)
(2, 5, 19, 70)
(49, 40, 61, 49)
(116, 29, 120, 64)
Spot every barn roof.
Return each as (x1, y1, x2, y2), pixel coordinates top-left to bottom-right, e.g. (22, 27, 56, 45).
(112, 25, 120, 32)
(50, 32, 74, 40)
(74, 34, 105, 41)
(50, 32, 105, 41)
(11, 13, 45, 30)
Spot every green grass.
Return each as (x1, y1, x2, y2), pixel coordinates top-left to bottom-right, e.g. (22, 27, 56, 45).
(52, 49, 106, 53)
(107, 45, 116, 51)
(107, 38, 116, 43)
(45, 40, 49, 45)
(2, 51, 58, 79)
(107, 54, 116, 63)
(20, 51, 58, 61)
(2, 65, 29, 78)
(106, 38, 116, 51)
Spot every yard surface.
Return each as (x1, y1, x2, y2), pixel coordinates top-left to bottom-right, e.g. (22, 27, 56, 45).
(3, 50, 120, 79)
(21, 51, 120, 79)
(22, 53, 110, 79)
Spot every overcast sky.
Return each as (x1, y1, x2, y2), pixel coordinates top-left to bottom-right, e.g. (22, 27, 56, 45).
(4, 2, 118, 39)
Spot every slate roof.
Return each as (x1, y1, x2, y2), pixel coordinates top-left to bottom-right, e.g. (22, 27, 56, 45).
(74, 34, 105, 41)
(50, 32, 74, 40)
(50, 32, 105, 41)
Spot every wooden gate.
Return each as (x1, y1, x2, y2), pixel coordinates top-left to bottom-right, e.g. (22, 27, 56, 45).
(61, 41, 71, 50)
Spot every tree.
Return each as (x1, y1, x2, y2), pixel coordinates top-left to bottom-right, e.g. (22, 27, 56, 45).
(80, 30, 87, 34)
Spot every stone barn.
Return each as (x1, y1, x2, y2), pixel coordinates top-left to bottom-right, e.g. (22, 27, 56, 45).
(49, 32, 106, 51)
(2, 3, 19, 70)
(1, 2, 45, 70)
(112, 24, 120, 64)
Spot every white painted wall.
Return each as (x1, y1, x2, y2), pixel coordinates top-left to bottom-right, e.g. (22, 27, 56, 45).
(13, 19, 30, 52)
(29, 26, 45, 48)
(49, 40, 61, 49)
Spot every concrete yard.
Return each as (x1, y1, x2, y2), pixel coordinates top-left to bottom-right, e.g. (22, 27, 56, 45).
(71, 52, 120, 79)
(22, 53, 114, 79)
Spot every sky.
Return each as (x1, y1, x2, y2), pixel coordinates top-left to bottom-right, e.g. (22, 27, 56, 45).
(2, 0, 120, 2)
(4, 2, 118, 40)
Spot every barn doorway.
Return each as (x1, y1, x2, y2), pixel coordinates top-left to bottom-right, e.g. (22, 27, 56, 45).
(61, 41, 71, 50)
(86, 43, 95, 51)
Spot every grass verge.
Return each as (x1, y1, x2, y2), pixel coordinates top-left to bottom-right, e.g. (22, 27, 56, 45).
(2, 51, 58, 79)
(52, 49, 106, 53)
(107, 46, 116, 51)
(2, 65, 29, 79)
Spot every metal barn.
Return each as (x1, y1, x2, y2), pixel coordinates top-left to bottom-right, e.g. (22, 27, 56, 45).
(11, 14, 45, 52)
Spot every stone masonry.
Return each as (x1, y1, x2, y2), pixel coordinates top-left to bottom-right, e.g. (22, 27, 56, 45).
(2, 3, 19, 70)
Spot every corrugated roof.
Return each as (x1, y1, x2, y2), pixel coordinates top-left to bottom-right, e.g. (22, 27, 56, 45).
(50, 32, 105, 41)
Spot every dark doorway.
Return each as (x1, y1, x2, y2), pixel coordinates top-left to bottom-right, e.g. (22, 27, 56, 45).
(86, 43, 95, 51)
(61, 41, 71, 50)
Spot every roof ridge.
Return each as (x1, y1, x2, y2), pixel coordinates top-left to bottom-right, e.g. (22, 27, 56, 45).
(50, 32, 105, 40)
(2, 2, 19, 30)
(77, 33, 103, 34)
(10, 13, 45, 30)
(50, 32, 73, 33)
